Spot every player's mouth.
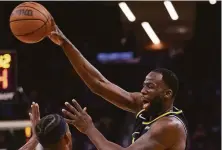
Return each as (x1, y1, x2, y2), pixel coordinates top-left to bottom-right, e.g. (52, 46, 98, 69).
(142, 98, 150, 110)
(143, 103, 150, 110)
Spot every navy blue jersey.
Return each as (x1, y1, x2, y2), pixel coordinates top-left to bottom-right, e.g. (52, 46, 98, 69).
(132, 107, 188, 149)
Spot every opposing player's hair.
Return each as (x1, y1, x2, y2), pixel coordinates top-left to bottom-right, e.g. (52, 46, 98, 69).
(35, 114, 67, 148)
(153, 68, 179, 98)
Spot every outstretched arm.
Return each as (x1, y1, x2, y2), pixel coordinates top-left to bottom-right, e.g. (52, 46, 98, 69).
(19, 102, 40, 150)
(61, 39, 141, 113)
(48, 20, 142, 113)
(18, 136, 38, 150)
(85, 119, 179, 150)
(63, 100, 185, 150)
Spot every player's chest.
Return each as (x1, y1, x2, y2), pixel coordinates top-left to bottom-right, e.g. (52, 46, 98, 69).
(132, 122, 152, 143)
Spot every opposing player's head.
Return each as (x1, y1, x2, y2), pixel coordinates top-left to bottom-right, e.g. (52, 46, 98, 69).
(35, 114, 72, 150)
(141, 68, 179, 114)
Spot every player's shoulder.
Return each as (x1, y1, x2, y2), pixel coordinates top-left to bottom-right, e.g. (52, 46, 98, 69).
(151, 116, 184, 134)
(141, 116, 185, 148)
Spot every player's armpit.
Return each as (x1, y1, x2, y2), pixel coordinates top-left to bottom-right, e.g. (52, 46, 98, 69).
(127, 117, 182, 150)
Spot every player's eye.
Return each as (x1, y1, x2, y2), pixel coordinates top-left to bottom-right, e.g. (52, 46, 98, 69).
(147, 83, 154, 89)
(143, 83, 154, 89)
(143, 83, 146, 87)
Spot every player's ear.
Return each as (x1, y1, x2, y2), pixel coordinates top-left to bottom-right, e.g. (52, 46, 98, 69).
(164, 89, 172, 99)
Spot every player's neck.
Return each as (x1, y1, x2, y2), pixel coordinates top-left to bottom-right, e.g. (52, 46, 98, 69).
(163, 103, 173, 112)
(45, 144, 67, 150)
(149, 103, 173, 120)
(161, 102, 173, 114)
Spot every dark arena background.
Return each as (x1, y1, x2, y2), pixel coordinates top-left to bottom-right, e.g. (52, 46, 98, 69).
(0, 1, 220, 150)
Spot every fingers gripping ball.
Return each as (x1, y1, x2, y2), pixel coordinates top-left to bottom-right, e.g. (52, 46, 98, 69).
(10, 2, 52, 43)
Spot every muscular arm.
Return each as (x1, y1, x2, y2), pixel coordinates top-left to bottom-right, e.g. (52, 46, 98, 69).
(85, 117, 185, 150)
(18, 136, 38, 150)
(61, 39, 142, 113)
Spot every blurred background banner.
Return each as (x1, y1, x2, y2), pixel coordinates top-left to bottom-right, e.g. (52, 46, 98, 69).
(0, 1, 220, 150)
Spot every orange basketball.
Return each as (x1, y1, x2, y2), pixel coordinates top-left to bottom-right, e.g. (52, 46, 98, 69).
(9, 2, 52, 44)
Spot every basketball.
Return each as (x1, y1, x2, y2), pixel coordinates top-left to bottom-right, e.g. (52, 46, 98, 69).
(9, 2, 52, 44)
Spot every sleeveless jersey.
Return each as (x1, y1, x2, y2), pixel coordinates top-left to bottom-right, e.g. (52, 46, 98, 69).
(132, 107, 188, 149)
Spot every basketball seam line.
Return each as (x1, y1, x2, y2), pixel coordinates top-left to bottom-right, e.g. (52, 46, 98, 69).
(13, 20, 46, 36)
(12, 6, 50, 37)
(10, 19, 45, 23)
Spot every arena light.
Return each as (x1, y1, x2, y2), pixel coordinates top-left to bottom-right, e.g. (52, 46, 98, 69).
(141, 22, 160, 45)
(209, 0, 217, 4)
(118, 2, 136, 22)
(164, 1, 179, 20)
(0, 120, 31, 130)
(25, 126, 32, 138)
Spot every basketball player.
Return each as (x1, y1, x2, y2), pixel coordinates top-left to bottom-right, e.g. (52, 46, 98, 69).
(19, 102, 72, 150)
(34, 114, 72, 150)
(49, 19, 188, 150)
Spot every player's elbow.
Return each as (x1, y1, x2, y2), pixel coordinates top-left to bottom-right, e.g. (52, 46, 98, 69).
(105, 141, 126, 150)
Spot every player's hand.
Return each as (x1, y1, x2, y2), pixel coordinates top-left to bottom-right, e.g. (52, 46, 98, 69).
(29, 102, 40, 138)
(62, 99, 94, 134)
(48, 17, 66, 46)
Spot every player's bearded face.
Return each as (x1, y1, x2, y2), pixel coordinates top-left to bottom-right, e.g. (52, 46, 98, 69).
(143, 95, 164, 117)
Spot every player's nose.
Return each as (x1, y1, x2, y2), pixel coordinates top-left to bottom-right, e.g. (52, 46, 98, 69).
(141, 87, 148, 95)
